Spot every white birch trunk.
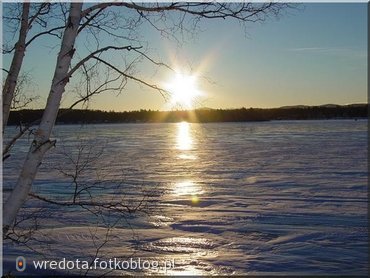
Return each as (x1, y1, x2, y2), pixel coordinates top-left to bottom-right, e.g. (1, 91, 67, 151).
(2, 3, 30, 130)
(3, 3, 83, 234)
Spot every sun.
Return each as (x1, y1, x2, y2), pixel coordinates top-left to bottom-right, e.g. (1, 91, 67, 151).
(166, 73, 201, 108)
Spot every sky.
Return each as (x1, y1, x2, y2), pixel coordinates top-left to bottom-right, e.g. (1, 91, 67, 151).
(3, 3, 368, 111)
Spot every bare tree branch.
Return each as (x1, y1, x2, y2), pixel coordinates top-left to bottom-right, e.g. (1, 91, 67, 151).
(78, 7, 106, 34)
(27, 3, 51, 29)
(81, 2, 290, 21)
(92, 56, 170, 100)
(68, 45, 143, 78)
(25, 26, 64, 47)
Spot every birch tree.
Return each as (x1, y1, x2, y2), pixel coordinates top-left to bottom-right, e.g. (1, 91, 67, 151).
(2, 3, 30, 129)
(3, 2, 292, 235)
(3, 2, 84, 234)
(2, 3, 63, 129)
(2, 3, 68, 161)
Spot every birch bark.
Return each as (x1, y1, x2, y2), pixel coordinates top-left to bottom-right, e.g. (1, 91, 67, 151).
(3, 3, 83, 234)
(2, 3, 30, 129)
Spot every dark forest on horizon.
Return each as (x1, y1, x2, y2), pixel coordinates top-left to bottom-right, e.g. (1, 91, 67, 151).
(8, 104, 368, 125)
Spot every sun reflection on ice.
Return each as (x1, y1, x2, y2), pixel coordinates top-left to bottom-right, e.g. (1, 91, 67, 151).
(173, 181, 203, 204)
(176, 121, 193, 151)
(174, 181, 202, 196)
(174, 122, 201, 203)
(178, 154, 197, 160)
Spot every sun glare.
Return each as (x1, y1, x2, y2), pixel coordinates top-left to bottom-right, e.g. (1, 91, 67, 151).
(166, 73, 201, 108)
(177, 121, 193, 150)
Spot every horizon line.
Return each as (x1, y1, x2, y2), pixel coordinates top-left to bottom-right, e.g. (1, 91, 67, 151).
(12, 102, 368, 113)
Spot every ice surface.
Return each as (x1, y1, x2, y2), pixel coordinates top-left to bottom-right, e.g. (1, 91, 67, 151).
(3, 120, 368, 275)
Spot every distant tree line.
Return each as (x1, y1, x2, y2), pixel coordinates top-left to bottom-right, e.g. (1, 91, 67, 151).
(8, 104, 368, 125)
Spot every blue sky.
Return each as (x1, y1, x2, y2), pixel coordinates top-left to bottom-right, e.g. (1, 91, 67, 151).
(3, 3, 367, 111)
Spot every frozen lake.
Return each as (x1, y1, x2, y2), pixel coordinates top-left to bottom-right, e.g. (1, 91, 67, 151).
(3, 120, 368, 275)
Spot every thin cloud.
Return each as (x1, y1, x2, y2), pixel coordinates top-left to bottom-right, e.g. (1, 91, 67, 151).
(288, 47, 367, 58)
(289, 47, 329, 52)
